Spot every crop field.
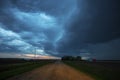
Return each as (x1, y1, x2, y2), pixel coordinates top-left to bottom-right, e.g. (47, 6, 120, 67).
(0, 58, 55, 80)
(0, 58, 120, 80)
(64, 61, 120, 80)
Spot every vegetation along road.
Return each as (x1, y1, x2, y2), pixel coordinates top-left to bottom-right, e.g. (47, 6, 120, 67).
(7, 61, 94, 80)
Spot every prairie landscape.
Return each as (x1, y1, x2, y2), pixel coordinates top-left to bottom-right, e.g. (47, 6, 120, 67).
(0, 58, 120, 80)
(0, 0, 120, 80)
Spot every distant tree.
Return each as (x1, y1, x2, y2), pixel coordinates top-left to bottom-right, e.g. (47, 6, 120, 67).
(76, 56, 82, 61)
(62, 56, 74, 61)
(62, 56, 82, 61)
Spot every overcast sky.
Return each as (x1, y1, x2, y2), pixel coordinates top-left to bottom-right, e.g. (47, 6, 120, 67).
(0, 0, 120, 60)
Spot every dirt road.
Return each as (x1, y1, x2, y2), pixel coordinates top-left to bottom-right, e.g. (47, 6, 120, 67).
(8, 62, 94, 80)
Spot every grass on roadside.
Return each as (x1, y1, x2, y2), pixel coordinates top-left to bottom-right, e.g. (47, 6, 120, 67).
(64, 61, 120, 80)
(0, 61, 51, 80)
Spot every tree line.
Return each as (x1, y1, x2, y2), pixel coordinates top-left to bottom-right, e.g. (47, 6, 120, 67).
(61, 56, 82, 61)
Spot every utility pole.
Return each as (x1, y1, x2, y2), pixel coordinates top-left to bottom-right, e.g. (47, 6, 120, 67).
(34, 43, 40, 59)
(34, 47, 37, 59)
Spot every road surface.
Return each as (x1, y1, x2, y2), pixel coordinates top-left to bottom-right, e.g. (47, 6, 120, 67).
(8, 62, 94, 80)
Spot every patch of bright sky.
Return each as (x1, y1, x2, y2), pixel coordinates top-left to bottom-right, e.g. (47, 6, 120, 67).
(0, 23, 48, 56)
(0, 0, 79, 57)
(11, 8, 64, 43)
(0, 24, 20, 39)
(12, 8, 57, 29)
(0, 53, 60, 59)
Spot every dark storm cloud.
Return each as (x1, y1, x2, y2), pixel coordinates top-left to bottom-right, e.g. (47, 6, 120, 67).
(0, 0, 78, 58)
(85, 0, 120, 43)
(12, 0, 77, 16)
(56, 0, 120, 59)
(87, 39, 120, 60)
(0, 0, 120, 59)
(67, 0, 120, 44)
(0, 44, 19, 53)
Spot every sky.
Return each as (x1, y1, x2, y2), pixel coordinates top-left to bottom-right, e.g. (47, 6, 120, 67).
(0, 0, 120, 60)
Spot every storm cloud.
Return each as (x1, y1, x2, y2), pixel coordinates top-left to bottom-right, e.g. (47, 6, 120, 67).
(0, 0, 120, 59)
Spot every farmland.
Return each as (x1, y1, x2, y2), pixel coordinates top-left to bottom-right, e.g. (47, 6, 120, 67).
(64, 60, 120, 80)
(0, 58, 120, 80)
(7, 61, 94, 80)
(0, 58, 55, 80)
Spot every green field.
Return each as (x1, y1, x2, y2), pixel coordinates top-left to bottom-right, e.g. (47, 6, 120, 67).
(0, 61, 52, 80)
(64, 61, 120, 80)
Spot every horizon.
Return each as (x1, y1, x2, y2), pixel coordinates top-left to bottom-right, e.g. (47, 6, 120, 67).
(0, 0, 120, 60)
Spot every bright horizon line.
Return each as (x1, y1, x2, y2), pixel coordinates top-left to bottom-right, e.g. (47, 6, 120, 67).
(0, 53, 61, 59)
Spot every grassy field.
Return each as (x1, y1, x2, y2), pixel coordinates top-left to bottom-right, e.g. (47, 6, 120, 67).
(0, 59, 54, 80)
(64, 61, 120, 80)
